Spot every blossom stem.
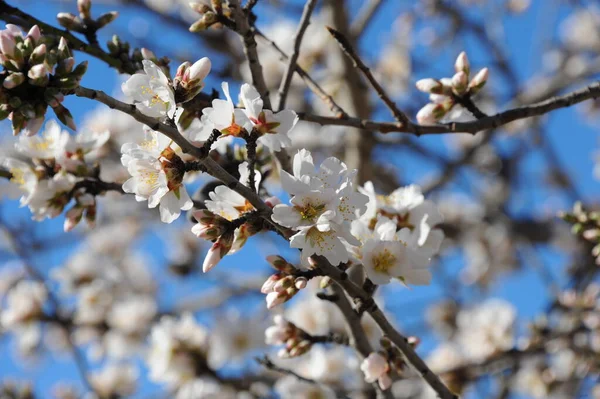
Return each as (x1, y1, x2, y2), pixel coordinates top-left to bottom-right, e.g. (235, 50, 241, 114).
(451, 93, 488, 119)
(244, 130, 259, 193)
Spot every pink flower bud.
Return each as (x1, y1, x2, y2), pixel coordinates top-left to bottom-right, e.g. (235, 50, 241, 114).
(190, 1, 212, 14)
(416, 103, 445, 125)
(360, 352, 389, 383)
(175, 61, 191, 82)
(469, 67, 489, 93)
(3, 72, 25, 89)
(141, 48, 156, 60)
(30, 44, 47, 62)
(415, 78, 443, 94)
(187, 57, 211, 84)
(0, 31, 15, 57)
(294, 277, 307, 290)
(26, 25, 41, 43)
(451, 71, 468, 95)
(455, 51, 470, 75)
(5, 25, 22, 38)
(58, 37, 69, 53)
(261, 273, 282, 294)
(23, 117, 44, 137)
(28, 64, 48, 80)
(202, 232, 233, 272)
(265, 291, 287, 309)
(77, 0, 92, 18)
(64, 206, 84, 232)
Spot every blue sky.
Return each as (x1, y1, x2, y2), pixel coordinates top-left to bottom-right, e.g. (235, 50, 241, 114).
(0, 0, 599, 398)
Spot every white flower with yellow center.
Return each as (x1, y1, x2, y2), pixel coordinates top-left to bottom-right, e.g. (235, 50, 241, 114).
(0, 158, 37, 205)
(122, 60, 176, 119)
(15, 119, 69, 159)
(27, 171, 77, 221)
(354, 218, 431, 285)
(360, 181, 444, 259)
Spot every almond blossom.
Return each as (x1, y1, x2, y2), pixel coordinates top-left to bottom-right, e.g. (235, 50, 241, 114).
(15, 119, 69, 159)
(0, 158, 38, 205)
(272, 149, 368, 266)
(27, 171, 77, 221)
(360, 352, 391, 390)
(239, 83, 298, 152)
(121, 131, 192, 223)
(122, 60, 176, 119)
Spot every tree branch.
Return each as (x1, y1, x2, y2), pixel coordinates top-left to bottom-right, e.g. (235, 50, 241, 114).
(276, 0, 319, 111)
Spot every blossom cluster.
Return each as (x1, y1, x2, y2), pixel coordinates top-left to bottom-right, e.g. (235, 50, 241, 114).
(1, 120, 109, 229)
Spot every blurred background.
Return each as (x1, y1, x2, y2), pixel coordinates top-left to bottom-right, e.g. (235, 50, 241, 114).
(1, 0, 600, 398)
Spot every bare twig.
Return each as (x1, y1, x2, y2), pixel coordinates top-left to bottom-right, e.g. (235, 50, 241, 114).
(349, 0, 384, 39)
(277, 0, 319, 111)
(327, 25, 410, 126)
(315, 258, 459, 399)
(230, 0, 272, 110)
(299, 80, 600, 135)
(254, 28, 349, 118)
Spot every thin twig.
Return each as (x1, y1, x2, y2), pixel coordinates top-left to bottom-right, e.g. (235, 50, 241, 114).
(277, 0, 319, 111)
(254, 28, 349, 118)
(326, 26, 411, 126)
(315, 258, 458, 399)
(349, 0, 384, 39)
(299, 80, 600, 135)
(230, 0, 272, 110)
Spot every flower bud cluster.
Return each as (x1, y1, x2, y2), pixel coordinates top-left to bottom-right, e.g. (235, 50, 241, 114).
(264, 315, 313, 358)
(415, 51, 489, 124)
(0, 25, 87, 135)
(57, 0, 118, 34)
(188, 1, 231, 32)
(261, 255, 309, 309)
(173, 57, 212, 103)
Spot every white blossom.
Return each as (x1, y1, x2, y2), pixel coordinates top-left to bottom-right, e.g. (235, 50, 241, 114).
(0, 158, 37, 205)
(15, 120, 69, 159)
(239, 83, 298, 152)
(27, 171, 77, 221)
(89, 363, 138, 397)
(122, 60, 176, 119)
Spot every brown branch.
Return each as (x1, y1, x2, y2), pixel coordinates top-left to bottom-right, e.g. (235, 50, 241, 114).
(277, 0, 319, 112)
(73, 86, 292, 238)
(314, 258, 459, 399)
(299, 80, 600, 135)
(327, 26, 410, 126)
(254, 28, 349, 118)
(230, 0, 272, 110)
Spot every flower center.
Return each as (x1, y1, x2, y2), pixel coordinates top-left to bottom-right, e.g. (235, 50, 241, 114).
(372, 248, 396, 273)
(296, 203, 325, 222)
(9, 168, 26, 186)
(234, 200, 254, 214)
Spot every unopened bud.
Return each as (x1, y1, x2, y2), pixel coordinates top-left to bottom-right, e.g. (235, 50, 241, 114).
(64, 206, 84, 232)
(3, 72, 25, 89)
(29, 44, 47, 64)
(202, 231, 233, 272)
(141, 48, 156, 61)
(451, 71, 468, 95)
(96, 12, 119, 29)
(468, 67, 489, 94)
(23, 117, 44, 137)
(261, 273, 283, 294)
(57, 13, 84, 32)
(415, 78, 444, 94)
(189, 12, 218, 32)
(26, 25, 42, 43)
(454, 51, 470, 75)
(266, 255, 295, 273)
(53, 105, 77, 130)
(28, 64, 50, 86)
(416, 103, 446, 125)
(294, 277, 307, 290)
(78, 0, 92, 19)
(0, 31, 15, 57)
(190, 1, 212, 14)
(72, 61, 88, 79)
(187, 57, 211, 86)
